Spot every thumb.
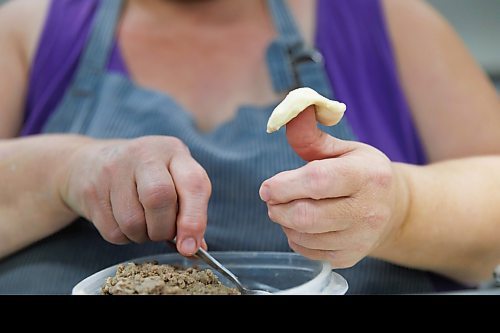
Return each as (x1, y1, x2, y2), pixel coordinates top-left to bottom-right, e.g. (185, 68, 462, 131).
(285, 106, 353, 161)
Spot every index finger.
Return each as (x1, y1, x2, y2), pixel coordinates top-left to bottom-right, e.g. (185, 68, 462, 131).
(259, 158, 363, 205)
(169, 154, 211, 256)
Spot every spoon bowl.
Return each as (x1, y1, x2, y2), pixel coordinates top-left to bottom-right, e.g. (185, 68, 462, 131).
(169, 240, 272, 295)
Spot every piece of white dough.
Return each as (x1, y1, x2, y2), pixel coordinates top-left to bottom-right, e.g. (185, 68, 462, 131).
(266, 87, 346, 133)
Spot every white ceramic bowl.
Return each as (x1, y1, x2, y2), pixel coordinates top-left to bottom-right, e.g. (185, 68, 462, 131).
(72, 252, 348, 295)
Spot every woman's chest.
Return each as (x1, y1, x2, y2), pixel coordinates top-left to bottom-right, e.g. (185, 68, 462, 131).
(117, 23, 279, 132)
(114, 0, 315, 132)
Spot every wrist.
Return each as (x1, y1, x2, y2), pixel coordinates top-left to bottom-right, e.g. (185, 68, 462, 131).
(54, 135, 97, 219)
(372, 163, 413, 257)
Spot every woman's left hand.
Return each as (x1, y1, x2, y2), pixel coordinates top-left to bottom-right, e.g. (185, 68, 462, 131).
(259, 106, 409, 268)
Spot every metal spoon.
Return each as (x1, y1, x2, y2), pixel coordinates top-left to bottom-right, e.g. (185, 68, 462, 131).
(168, 240, 272, 295)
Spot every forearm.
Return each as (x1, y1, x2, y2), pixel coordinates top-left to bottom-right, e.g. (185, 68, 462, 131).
(0, 134, 91, 258)
(373, 156, 500, 285)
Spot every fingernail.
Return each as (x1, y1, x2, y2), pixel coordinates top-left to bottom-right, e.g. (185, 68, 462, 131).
(259, 185, 270, 202)
(181, 238, 197, 255)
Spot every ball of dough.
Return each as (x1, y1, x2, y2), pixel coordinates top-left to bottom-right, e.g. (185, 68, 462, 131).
(266, 87, 346, 133)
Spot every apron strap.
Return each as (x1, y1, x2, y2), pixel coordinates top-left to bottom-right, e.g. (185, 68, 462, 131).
(267, 0, 303, 53)
(70, 0, 124, 98)
(46, 0, 125, 134)
(266, 0, 333, 99)
(265, 0, 357, 139)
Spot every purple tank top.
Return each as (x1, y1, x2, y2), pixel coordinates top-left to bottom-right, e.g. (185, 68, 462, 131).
(22, 0, 426, 164)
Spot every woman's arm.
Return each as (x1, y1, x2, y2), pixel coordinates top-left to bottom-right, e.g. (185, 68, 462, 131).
(383, 0, 500, 161)
(376, 0, 500, 283)
(373, 157, 500, 285)
(0, 135, 88, 257)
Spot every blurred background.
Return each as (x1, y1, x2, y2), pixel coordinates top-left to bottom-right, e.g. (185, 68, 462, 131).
(1, 0, 499, 89)
(427, 0, 500, 90)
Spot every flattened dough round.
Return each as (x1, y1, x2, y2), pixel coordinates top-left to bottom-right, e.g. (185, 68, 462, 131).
(266, 87, 346, 133)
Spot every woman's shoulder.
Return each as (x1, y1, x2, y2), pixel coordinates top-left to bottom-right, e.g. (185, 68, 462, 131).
(31, 0, 100, 64)
(19, 0, 102, 136)
(318, 0, 441, 39)
(316, 0, 390, 50)
(0, 0, 51, 68)
(0, 0, 100, 72)
(318, 0, 384, 24)
(382, 0, 449, 38)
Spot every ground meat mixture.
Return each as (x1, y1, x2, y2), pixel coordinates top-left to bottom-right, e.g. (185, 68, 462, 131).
(101, 262, 241, 295)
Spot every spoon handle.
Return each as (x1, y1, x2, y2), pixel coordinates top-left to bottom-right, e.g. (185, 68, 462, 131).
(195, 247, 244, 290)
(167, 240, 244, 291)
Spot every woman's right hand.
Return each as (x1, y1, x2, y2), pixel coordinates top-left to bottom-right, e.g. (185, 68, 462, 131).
(60, 136, 211, 256)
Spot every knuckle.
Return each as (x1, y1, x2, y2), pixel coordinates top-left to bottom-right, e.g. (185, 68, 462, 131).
(140, 183, 177, 210)
(185, 169, 212, 197)
(128, 138, 159, 159)
(100, 225, 127, 245)
(329, 254, 358, 269)
(367, 164, 393, 189)
(118, 210, 145, 231)
(98, 143, 124, 161)
(128, 136, 190, 162)
(334, 162, 353, 182)
(81, 183, 99, 201)
(305, 161, 328, 192)
(267, 207, 276, 222)
(294, 231, 310, 246)
(350, 234, 372, 254)
(148, 233, 163, 243)
(81, 182, 102, 217)
(180, 218, 206, 235)
(105, 232, 125, 245)
(119, 223, 141, 239)
(165, 227, 176, 240)
(126, 139, 144, 155)
(135, 136, 175, 156)
(101, 158, 119, 178)
(287, 239, 302, 255)
(120, 213, 145, 235)
(129, 136, 182, 156)
(291, 201, 314, 231)
(285, 227, 299, 243)
(356, 242, 372, 255)
(330, 259, 354, 269)
(361, 206, 388, 229)
(166, 136, 188, 152)
(148, 226, 175, 242)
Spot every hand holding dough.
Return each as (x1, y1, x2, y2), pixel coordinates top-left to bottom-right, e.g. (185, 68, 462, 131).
(266, 87, 346, 133)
